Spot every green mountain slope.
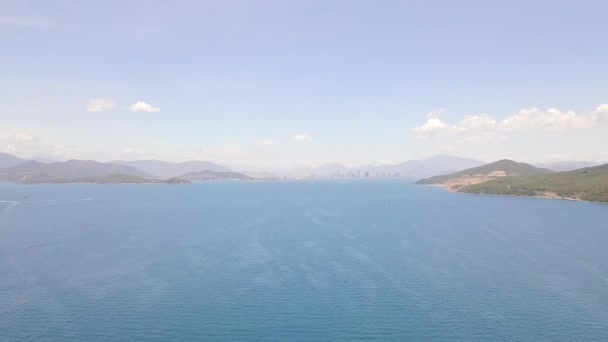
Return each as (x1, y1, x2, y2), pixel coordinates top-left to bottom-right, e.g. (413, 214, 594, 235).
(460, 164, 608, 202)
(416, 159, 553, 185)
(23, 173, 190, 184)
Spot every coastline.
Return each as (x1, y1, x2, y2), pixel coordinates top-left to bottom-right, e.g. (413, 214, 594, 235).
(425, 183, 607, 204)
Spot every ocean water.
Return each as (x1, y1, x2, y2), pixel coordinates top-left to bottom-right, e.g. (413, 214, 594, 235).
(1, 180, 608, 341)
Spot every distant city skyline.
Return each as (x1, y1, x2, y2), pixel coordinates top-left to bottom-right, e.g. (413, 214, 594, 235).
(1, 1, 607, 167)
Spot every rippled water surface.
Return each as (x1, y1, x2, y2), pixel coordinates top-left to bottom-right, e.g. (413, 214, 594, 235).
(1, 181, 608, 341)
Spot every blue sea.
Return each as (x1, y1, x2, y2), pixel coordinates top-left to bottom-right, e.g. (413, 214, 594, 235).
(1, 180, 608, 341)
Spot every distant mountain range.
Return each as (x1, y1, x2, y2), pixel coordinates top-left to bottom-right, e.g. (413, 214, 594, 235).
(0, 154, 255, 184)
(0, 152, 30, 168)
(176, 170, 253, 181)
(0, 160, 154, 183)
(2, 152, 489, 182)
(1, 152, 605, 190)
(0, 152, 58, 168)
(369, 154, 486, 179)
(534, 161, 599, 172)
(281, 155, 485, 179)
(111, 159, 231, 178)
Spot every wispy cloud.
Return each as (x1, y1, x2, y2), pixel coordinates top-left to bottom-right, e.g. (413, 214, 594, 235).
(0, 127, 36, 146)
(0, 126, 62, 158)
(293, 134, 311, 141)
(86, 98, 117, 112)
(129, 101, 160, 112)
(257, 140, 275, 145)
(0, 127, 40, 153)
(118, 147, 145, 157)
(0, 16, 48, 28)
(455, 132, 505, 145)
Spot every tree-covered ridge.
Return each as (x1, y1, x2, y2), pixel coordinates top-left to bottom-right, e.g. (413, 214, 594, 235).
(416, 159, 553, 185)
(0, 160, 153, 182)
(460, 164, 608, 203)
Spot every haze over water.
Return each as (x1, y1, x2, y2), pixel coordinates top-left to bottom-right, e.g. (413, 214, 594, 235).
(1, 181, 608, 341)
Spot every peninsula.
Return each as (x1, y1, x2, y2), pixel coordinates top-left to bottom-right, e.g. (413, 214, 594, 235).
(416, 160, 608, 203)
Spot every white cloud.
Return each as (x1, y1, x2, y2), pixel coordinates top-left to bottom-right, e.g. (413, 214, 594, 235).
(293, 134, 311, 141)
(412, 109, 449, 135)
(86, 98, 117, 112)
(501, 108, 592, 130)
(129, 101, 160, 112)
(410, 103, 608, 164)
(414, 109, 497, 136)
(257, 140, 275, 145)
(450, 113, 497, 133)
(593, 104, 608, 124)
(414, 109, 498, 138)
(415, 104, 608, 138)
(413, 118, 448, 134)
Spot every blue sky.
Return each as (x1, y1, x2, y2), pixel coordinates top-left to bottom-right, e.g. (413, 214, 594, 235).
(1, 0, 607, 167)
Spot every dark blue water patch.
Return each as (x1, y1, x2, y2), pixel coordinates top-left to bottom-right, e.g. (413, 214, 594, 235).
(1, 181, 608, 341)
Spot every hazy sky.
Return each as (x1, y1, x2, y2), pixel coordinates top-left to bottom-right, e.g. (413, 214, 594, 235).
(1, 0, 607, 167)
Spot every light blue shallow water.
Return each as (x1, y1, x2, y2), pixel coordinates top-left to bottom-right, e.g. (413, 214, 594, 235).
(1, 180, 608, 341)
